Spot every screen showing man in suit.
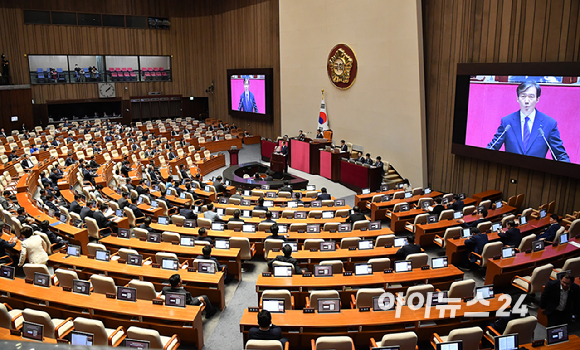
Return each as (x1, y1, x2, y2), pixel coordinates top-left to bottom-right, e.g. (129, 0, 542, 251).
(231, 75, 265, 114)
(465, 77, 579, 164)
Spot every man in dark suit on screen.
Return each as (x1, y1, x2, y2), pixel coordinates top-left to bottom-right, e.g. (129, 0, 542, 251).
(541, 273, 579, 327)
(487, 82, 569, 162)
(238, 77, 258, 113)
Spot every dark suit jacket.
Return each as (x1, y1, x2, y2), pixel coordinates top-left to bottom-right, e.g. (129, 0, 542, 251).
(179, 208, 197, 220)
(316, 193, 331, 200)
(346, 213, 366, 224)
(253, 205, 269, 212)
(136, 186, 146, 196)
(464, 218, 488, 229)
(499, 228, 521, 247)
(161, 286, 198, 306)
(93, 211, 111, 229)
(239, 91, 258, 112)
(49, 172, 62, 185)
(395, 244, 422, 260)
(280, 145, 288, 155)
(431, 205, 445, 218)
(538, 223, 560, 241)
(0, 238, 16, 259)
(248, 326, 283, 342)
(540, 279, 580, 316)
(340, 144, 348, 152)
(267, 255, 303, 274)
(70, 201, 82, 214)
(128, 204, 144, 218)
(80, 206, 94, 220)
(465, 234, 489, 263)
(448, 200, 465, 212)
(487, 110, 570, 161)
(121, 165, 131, 177)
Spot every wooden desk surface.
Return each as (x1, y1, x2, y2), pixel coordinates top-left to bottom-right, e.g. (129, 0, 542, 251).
(472, 190, 502, 205)
(213, 202, 348, 213)
(520, 335, 580, 349)
(369, 192, 443, 221)
(0, 327, 57, 343)
(266, 246, 406, 261)
(256, 266, 463, 289)
(388, 198, 476, 232)
(199, 213, 364, 225)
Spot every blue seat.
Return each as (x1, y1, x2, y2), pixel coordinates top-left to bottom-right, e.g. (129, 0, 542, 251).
(36, 68, 45, 83)
(56, 68, 66, 82)
(83, 68, 90, 80)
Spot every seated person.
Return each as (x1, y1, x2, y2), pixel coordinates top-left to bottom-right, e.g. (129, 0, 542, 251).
(127, 196, 144, 218)
(179, 201, 197, 220)
(80, 200, 95, 220)
(537, 214, 561, 242)
(447, 194, 465, 212)
(0, 234, 17, 265)
(265, 223, 287, 242)
(230, 188, 243, 199)
(93, 203, 113, 233)
(364, 153, 374, 165)
(161, 274, 217, 318)
(267, 244, 304, 274)
(460, 208, 488, 228)
(498, 220, 521, 247)
(212, 176, 226, 194)
(355, 151, 365, 163)
(261, 211, 276, 224)
(431, 198, 445, 217)
(196, 245, 230, 283)
(204, 203, 223, 222)
(197, 227, 214, 246)
(315, 129, 324, 139)
(346, 206, 366, 224)
(394, 235, 422, 260)
(139, 216, 155, 233)
(38, 220, 68, 249)
(279, 181, 293, 194)
(339, 140, 348, 152)
(248, 310, 288, 348)
(463, 228, 488, 269)
(316, 187, 331, 200)
(228, 209, 245, 224)
(297, 130, 306, 141)
(70, 193, 83, 214)
(253, 197, 269, 212)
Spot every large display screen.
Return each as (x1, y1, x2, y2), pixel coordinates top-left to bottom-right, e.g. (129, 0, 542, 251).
(230, 74, 266, 114)
(452, 62, 580, 179)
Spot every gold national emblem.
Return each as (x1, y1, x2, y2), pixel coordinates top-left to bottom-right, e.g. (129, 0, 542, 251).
(327, 44, 357, 90)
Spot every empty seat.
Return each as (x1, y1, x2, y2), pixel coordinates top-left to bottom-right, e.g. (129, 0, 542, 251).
(371, 332, 418, 350)
(512, 264, 553, 294)
(23, 308, 74, 339)
(407, 253, 428, 268)
(126, 326, 180, 350)
(448, 279, 475, 299)
(350, 288, 385, 309)
(128, 280, 161, 300)
(431, 327, 483, 350)
(73, 317, 126, 346)
(0, 303, 24, 330)
(313, 336, 354, 350)
(90, 275, 117, 295)
(485, 316, 537, 345)
(260, 289, 294, 310)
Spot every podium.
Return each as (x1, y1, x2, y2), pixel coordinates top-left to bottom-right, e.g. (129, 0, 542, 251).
(270, 152, 287, 173)
(320, 148, 348, 181)
(228, 148, 240, 166)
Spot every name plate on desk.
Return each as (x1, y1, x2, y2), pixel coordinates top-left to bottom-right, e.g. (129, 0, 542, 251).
(302, 272, 312, 277)
(453, 235, 460, 240)
(272, 248, 281, 252)
(421, 265, 430, 270)
(493, 255, 501, 260)
(310, 248, 318, 252)
(171, 241, 179, 245)
(248, 307, 260, 312)
(385, 244, 392, 248)
(117, 259, 126, 264)
(384, 269, 393, 274)
(152, 263, 160, 268)
(111, 232, 118, 237)
(525, 249, 532, 254)
(360, 227, 367, 231)
(234, 228, 241, 232)
(532, 340, 545, 347)
(87, 254, 95, 259)
(265, 229, 271, 233)
(329, 229, 336, 233)
(188, 267, 196, 272)
(106, 293, 116, 299)
(297, 230, 305, 233)
(152, 299, 163, 305)
(262, 272, 272, 277)
(348, 246, 357, 251)
(303, 308, 315, 314)
(62, 286, 72, 292)
(358, 307, 370, 312)
(25, 278, 33, 284)
(10, 329, 21, 336)
(343, 271, 352, 276)
(139, 237, 146, 241)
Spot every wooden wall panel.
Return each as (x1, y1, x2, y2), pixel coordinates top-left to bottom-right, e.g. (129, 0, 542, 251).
(0, 0, 280, 139)
(423, 0, 580, 215)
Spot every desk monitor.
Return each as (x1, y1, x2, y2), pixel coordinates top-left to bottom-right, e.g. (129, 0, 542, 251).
(273, 265, 293, 277)
(436, 340, 463, 350)
(394, 238, 408, 247)
(431, 257, 448, 269)
(372, 296, 395, 311)
(422, 201, 432, 210)
(48, 209, 55, 218)
(476, 285, 494, 300)
(151, 200, 158, 209)
(540, 209, 547, 218)
(397, 183, 405, 189)
(242, 210, 252, 218)
(284, 242, 298, 252)
(264, 200, 274, 207)
(241, 199, 251, 206)
(116, 209, 123, 217)
(532, 240, 545, 252)
(271, 211, 280, 219)
(219, 197, 228, 204)
(161, 258, 179, 270)
(334, 199, 345, 207)
(317, 298, 341, 313)
(294, 211, 306, 219)
(278, 224, 288, 233)
(118, 228, 130, 239)
(125, 339, 150, 349)
(429, 291, 449, 306)
(442, 197, 450, 205)
(322, 211, 335, 219)
(307, 185, 316, 191)
(369, 221, 381, 230)
(215, 239, 230, 249)
(380, 185, 389, 192)
(137, 197, 143, 205)
(262, 298, 285, 313)
(320, 241, 336, 251)
(560, 232, 569, 245)
(311, 200, 322, 208)
(0, 265, 15, 280)
(338, 223, 351, 232)
(424, 188, 432, 194)
(204, 185, 211, 192)
(73, 279, 91, 295)
(307, 224, 321, 233)
(73, 218, 83, 228)
(495, 200, 503, 209)
(261, 184, 270, 190)
(22, 321, 44, 342)
(399, 203, 410, 212)
(382, 194, 393, 202)
(358, 240, 374, 250)
(158, 216, 170, 225)
(491, 222, 502, 232)
(519, 216, 527, 225)
(314, 265, 333, 277)
(33, 272, 50, 287)
(166, 188, 171, 196)
(394, 260, 413, 273)
(147, 232, 161, 243)
(494, 334, 518, 350)
(225, 180, 230, 186)
(165, 292, 186, 308)
(243, 190, 251, 196)
(180, 236, 195, 247)
(453, 211, 463, 219)
(198, 262, 216, 274)
(179, 192, 187, 200)
(362, 188, 371, 195)
(501, 247, 516, 259)
(216, 208, 225, 215)
(461, 228, 472, 238)
(117, 286, 137, 302)
(95, 249, 110, 262)
(354, 263, 373, 276)
(211, 222, 225, 231)
(242, 224, 256, 233)
(71, 331, 94, 345)
(127, 254, 143, 266)
(404, 192, 413, 199)
(67, 244, 81, 257)
(60, 214, 68, 223)
(428, 215, 439, 223)
(546, 324, 568, 345)
(266, 192, 276, 198)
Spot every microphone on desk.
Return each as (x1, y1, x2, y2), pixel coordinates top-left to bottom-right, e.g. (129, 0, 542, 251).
(539, 127, 558, 161)
(487, 124, 511, 150)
